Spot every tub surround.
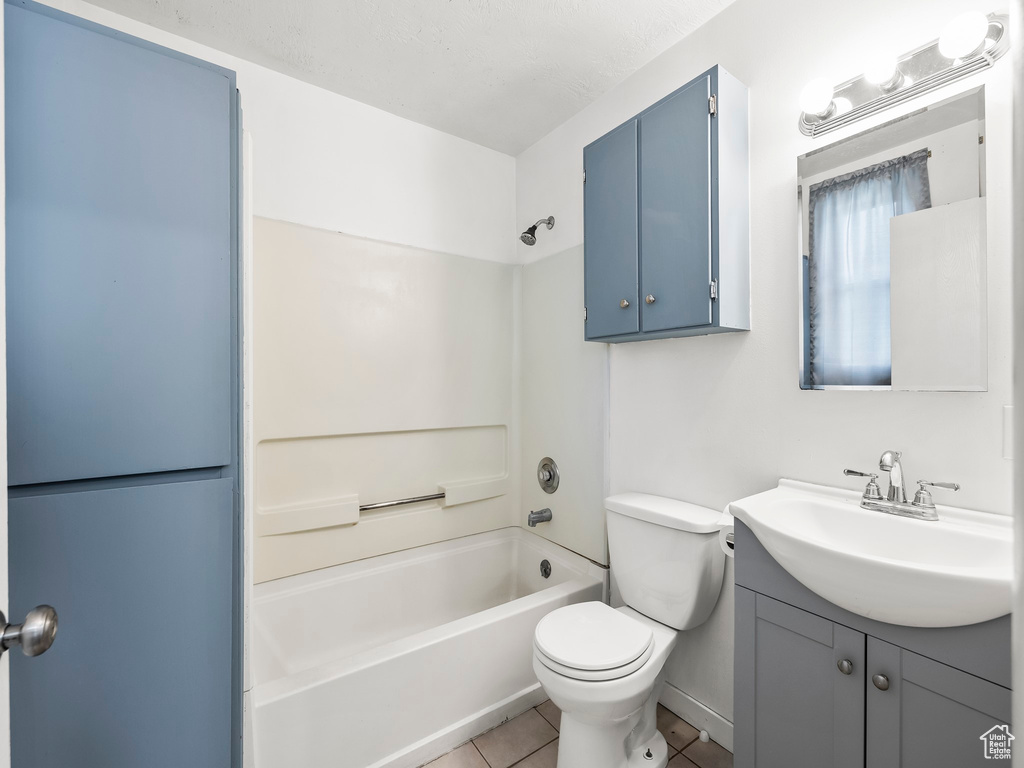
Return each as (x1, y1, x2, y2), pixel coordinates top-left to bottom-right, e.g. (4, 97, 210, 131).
(253, 218, 520, 582)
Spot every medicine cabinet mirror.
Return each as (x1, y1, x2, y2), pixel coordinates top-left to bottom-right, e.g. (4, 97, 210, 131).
(797, 87, 987, 391)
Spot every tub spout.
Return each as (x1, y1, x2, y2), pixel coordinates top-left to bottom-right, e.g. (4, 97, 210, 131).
(527, 508, 552, 527)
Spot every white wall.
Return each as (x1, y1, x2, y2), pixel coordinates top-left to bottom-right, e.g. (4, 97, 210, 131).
(516, 0, 1014, 736)
(37, 0, 517, 265)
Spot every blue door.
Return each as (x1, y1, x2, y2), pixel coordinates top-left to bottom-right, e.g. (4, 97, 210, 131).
(639, 74, 713, 332)
(584, 119, 639, 340)
(5, 2, 241, 766)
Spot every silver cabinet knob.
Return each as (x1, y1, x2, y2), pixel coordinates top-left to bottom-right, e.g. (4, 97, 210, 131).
(872, 674, 890, 691)
(837, 659, 853, 675)
(619, 299, 630, 309)
(645, 294, 656, 304)
(0, 605, 57, 657)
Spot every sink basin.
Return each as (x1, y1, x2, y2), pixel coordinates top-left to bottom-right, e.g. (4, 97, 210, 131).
(728, 480, 1012, 628)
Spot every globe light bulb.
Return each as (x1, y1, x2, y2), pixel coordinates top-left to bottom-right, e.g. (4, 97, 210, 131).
(799, 78, 835, 117)
(938, 12, 990, 59)
(864, 54, 901, 88)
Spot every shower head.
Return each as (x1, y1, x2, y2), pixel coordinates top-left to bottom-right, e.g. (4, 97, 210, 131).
(520, 216, 555, 246)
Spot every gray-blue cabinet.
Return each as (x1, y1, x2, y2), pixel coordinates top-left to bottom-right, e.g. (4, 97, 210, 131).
(735, 522, 1012, 768)
(583, 65, 749, 343)
(6, 3, 242, 767)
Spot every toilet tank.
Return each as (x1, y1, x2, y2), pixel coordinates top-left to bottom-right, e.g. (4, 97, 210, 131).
(606, 493, 725, 630)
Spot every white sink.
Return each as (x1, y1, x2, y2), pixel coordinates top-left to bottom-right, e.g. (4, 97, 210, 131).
(728, 480, 1012, 628)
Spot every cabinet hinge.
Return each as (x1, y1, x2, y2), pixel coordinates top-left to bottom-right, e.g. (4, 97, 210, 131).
(584, 307, 588, 321)
(709, 94, 717, 117)
(583, 169, 587, 184)
(710, 280, 718, 300)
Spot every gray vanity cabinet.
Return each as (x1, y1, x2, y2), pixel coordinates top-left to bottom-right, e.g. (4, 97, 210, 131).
(736, 589, 865, 768)
(866, 638, 1012, 768)
(582, 64, 749, 343)
(735, 522, 1012, 768)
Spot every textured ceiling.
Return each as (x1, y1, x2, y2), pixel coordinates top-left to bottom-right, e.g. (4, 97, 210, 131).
(85, 0, 736, 154)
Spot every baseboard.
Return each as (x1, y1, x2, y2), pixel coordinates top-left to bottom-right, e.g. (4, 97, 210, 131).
(659, 682, 734, 753)
(371, 683, 548, 768)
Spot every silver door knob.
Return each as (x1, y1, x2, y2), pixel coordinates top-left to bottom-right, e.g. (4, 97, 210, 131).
(872, 673, 890, 691)
(837, 659, 853, 675)
(619, 299, 630, 309)
(0, 605, 58, 657)
(645, 294, 656, 304)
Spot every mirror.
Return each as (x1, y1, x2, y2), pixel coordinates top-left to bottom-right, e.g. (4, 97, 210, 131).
(797, 87, 987, 391)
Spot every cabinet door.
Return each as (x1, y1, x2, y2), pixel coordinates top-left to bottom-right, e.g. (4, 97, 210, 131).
(584, 119, 639, 339)
(9, 479, 235, 768)
(735, 590, 865, 768)
(639, 73, 713, 332)
(867, 637, 1012, 768)
(6, 2, 234, 485)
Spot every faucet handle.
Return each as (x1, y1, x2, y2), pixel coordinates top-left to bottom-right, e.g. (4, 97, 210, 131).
(918, 481, 960, 491)
(912, 480, 960, 510)
(844, 469, 883, 501)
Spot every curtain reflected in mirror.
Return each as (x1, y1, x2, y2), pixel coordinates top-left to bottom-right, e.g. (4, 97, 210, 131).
(806, 149, 932, 387)
(798, 87, 988, 392)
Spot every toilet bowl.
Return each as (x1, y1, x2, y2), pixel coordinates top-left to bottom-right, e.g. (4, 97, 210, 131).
(531, 494, 726, 768)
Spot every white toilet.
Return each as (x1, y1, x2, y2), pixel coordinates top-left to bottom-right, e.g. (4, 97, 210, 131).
(532, 493, 726, 768)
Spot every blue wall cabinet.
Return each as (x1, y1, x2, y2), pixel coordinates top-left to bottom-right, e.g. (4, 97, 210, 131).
(584, 65, 749, 342)
(6, 2, 242, 767)
(735, 522, 1011, 768)
(583, 120, 640, 339)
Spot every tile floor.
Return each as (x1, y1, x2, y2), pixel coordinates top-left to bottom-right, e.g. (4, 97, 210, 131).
(422, 700, 733, 768)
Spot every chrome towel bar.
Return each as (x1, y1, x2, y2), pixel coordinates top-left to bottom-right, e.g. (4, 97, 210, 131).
(359, 492, 446, 512)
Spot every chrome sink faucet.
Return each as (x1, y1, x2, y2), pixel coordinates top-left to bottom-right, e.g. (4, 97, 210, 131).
(844, 451, 959, 522)
(878, 450, 906, 503)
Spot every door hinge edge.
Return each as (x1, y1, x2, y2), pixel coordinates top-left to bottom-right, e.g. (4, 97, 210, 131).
(710, 280, 718, 300)
(709, 94, 717, 117)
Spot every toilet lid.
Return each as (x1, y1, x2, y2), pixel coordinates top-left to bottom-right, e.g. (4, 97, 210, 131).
(534, 602, 653, 672)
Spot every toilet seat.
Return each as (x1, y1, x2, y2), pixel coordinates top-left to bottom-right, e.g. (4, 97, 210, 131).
(534, 602, 654, 682)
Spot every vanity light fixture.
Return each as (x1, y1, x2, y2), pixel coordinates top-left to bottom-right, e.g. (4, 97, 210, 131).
(799, 10, 1008, 137)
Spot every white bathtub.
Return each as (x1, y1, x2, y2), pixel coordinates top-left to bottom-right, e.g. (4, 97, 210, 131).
(252, 527, 606, 768)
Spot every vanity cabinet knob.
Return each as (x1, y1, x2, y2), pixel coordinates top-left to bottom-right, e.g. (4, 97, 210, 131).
(872, 674, 890, 691)
(645, 294, 656, 305)
(620, 299, 630, 309)
(837, 659, 853, 675)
